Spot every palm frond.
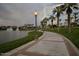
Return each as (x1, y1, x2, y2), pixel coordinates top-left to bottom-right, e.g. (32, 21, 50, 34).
(53, 8, 56, 14)
(73, 6, 79, 9)
(60, 4, 67, 11)
(69, 3, 78, 7)
(66, 7, 72, 14)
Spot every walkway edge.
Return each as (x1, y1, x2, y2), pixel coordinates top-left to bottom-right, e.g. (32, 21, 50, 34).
(54, 32, 79, 55)
(2, 32, 45, 56)
(63, 36, 79, 55)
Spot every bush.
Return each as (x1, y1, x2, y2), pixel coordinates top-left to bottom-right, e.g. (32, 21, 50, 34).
(53, 25, 57, 28)
(0, 26, 7, 30)
(12, 26, 17, 31)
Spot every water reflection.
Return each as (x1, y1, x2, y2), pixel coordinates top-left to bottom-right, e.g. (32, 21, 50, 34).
(0, 31, 28, 44)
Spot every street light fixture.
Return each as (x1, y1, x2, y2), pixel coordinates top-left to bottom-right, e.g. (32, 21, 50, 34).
(34, 12, 37, 15)
(34, 11, 37, 29)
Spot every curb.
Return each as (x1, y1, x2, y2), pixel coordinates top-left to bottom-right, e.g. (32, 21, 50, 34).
(53, 32, 79, 56)
(1, 32, 45, 56)
(62, 36, 79, 55)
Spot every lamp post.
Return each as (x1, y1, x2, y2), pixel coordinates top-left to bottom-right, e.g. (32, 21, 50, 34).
(34, 11, 37, 30)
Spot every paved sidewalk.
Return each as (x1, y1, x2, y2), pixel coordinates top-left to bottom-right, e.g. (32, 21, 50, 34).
(24, 32, 69, 56)
(3, 32, 79, 56)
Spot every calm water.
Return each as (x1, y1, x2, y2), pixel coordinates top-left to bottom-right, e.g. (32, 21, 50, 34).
(0, 31, 28, 44)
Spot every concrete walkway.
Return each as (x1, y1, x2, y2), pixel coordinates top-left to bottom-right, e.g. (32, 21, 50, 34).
(3, 32, 79, 56)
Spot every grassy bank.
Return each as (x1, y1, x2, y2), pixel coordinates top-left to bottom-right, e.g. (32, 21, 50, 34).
(0, 31, 43, 53)
(47, 27, 79, 48)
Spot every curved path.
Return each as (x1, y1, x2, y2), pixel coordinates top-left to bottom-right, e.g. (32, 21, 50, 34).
(3, 32, 79, 56)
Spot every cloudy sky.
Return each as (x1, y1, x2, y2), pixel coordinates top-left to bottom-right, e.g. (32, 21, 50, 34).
(0, 3, 61, 26)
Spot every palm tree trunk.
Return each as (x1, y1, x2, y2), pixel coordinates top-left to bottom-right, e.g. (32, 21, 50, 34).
(57, 17, 59, 27)
(57, 16, 59, 32)
(74, 14, 76, 22)
(51, 19, 53, 28)
(68, 14, 71, 32)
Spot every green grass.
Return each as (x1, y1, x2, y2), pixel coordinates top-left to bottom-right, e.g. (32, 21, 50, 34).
(0, 31, 43, 53)
(47, 27, 79, 48)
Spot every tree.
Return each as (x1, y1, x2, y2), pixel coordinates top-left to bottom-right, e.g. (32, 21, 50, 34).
(12, 26, 17, 31)
(53, 6, 63, 31)
(60, 3, 79, 32)
(41, 20, 44, 29)
(73, 12, 78, 22)
(41, 17, 48, 30)
(49, 15, 55, 28)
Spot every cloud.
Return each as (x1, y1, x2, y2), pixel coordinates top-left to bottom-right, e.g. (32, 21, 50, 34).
(0, 3, 60, 26)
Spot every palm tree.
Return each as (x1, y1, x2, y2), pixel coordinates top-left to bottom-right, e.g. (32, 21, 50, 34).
(60, 3, 79, 32)
(73, 12, 78, 22)
(49, 15, 55, 28)
(41, 17, 48, 30)
(40, 20, 44, 29)
(53, 6, 63, 31)
(43, 17, 48, 29)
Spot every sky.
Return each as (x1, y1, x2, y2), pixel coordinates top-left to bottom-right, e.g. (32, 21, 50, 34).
(0, 3, 61, 26)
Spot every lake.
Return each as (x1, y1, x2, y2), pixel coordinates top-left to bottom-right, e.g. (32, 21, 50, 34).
(0, 31, 28, 44)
